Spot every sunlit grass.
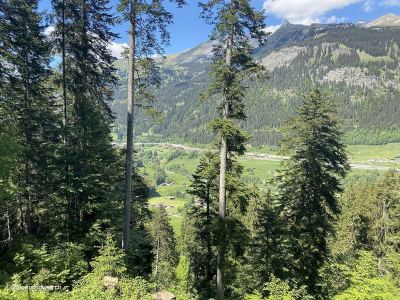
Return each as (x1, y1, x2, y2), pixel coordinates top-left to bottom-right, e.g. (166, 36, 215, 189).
(347, 143, 400, 163)
(140, 144, 396, 234)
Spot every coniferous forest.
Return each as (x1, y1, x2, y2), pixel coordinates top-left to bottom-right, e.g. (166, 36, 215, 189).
(0, 1, 399, 300)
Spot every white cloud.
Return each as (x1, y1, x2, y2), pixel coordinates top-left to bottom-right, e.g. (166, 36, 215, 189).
(265, 24, 282, 34)
(383, 0, 400, 6)
(44, 26, 55, 36)
(363, 0, 374, 12)
(264, 0, 364, 25)
(325, 15, 348, 23)
(108, 42, 128, 59)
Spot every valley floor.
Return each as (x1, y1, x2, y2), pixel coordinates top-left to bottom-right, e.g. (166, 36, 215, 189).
(135, 142, 400, 234)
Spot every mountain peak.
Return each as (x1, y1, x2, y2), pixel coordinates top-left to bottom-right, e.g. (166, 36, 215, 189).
(365, 13, 400, 27)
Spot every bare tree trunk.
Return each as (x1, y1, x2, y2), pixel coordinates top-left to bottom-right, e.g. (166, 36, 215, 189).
(216, 30, 233, 300)
(25, 163, 31, 234)
(23, 51, 31, 235)
(155, 237, 160, 282)
(62, 0, 67, 129)
(216, 131, 227, 300)
(206, 183, 212, 281)
(59, 0, 72, 241)
(6, 210, 11, 249)
(122, 0, 137, 251)
(378, 200, 388, 274)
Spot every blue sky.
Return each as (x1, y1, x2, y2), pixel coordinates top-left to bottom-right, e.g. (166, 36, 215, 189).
(39, 0, 400, 56)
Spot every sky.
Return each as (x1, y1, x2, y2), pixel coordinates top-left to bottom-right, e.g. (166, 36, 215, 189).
(39, 0, 400, 57)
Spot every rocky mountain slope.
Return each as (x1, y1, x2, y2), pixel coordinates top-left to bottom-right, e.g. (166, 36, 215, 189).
(111, 14, 400, 146)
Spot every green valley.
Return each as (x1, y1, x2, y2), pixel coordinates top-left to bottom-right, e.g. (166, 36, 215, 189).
(137, 143, 399, 234)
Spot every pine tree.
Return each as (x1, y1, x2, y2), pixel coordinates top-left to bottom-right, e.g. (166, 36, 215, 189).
(331, 182, 374, 258)
(184, 152, 219, 297)
(117, 0, 186, 251)
(0, 2, 7, 94)
(183, 151, 253, 298)
(274, 89, 349, 296)
(0, 0, 61, 239)
(71, 233, 127, 299)
(198, 1, 266, 298)
(252, 190, 287, 294)
(0, 125, 20, 250)
(147, 206, 178, 291)
(371, 170, 400, 271)
(125, 168, 153, 276)
(0, 3, 17, 247)
(330, 171, 400, 291)
(51, 0, 70, 130)
(51, 0, 122, 245)
(175, 255, 193, 297)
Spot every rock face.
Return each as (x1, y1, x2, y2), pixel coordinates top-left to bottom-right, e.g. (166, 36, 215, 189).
(154, 291, 176, 300)
(365, 14, 400, 27)
(102, 276, 118, 289)
(260, 46, 305, 71)
(321, 67, 378, 87)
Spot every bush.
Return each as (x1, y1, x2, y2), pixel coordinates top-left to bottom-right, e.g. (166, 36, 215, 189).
(333, 251, 400, 300)
(166, 150, 186, 162)
(11, 240, 88, 288)
(263, 276, 314, 300)
(0, 289, 48, 300)
(70, 234, 155, 299)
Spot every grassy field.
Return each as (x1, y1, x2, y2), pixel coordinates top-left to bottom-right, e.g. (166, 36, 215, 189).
(138, 143, 400, 235)
(347, 143, 400, 163)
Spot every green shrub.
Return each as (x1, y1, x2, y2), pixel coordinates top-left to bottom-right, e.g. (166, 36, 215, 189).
(334, 251, 400, 300)
(11, 240, 88, 288)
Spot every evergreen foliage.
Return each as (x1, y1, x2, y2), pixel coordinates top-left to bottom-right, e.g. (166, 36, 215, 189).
(70, 233, 154, 300)
(116, 0, 186, 251)
(198, 1, 266, 298)
(183, 150, 254, 298)
(146, 206, 178, 291)
(0, 2, 399, 299)
(257, 90, 350, 297)
(51, 0, 122, 246)
(0, 0, 61, 243)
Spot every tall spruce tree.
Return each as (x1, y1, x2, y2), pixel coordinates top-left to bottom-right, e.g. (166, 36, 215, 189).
(183, 151, 253, 298)
(184, 152, 219, 297)
(51, 0, 70, 130)
(147, 206, 178, 291)
(254, 189, 288, 295)
(0, 0, 60, 240)
(198, 1, 266, 298)
(117, 0, 186, 251)
(273, 89, 349, 296)
(0, 126, 20, 250)
(51, 0, 121, 244)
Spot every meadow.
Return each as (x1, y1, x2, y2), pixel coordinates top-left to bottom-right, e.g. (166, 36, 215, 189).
(138, 143, 400, 234)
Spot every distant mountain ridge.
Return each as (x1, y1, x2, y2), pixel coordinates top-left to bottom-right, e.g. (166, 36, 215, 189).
(112, 14, 400, 146)
(164, 14, 400, 61)
(365, 13, 400, 27)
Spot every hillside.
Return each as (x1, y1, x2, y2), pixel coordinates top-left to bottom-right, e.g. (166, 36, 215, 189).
(111, 15, 400, 146)
(365, 13, 400, 27)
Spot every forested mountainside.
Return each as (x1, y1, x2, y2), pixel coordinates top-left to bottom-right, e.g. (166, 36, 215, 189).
(112, 17, 400, 146)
